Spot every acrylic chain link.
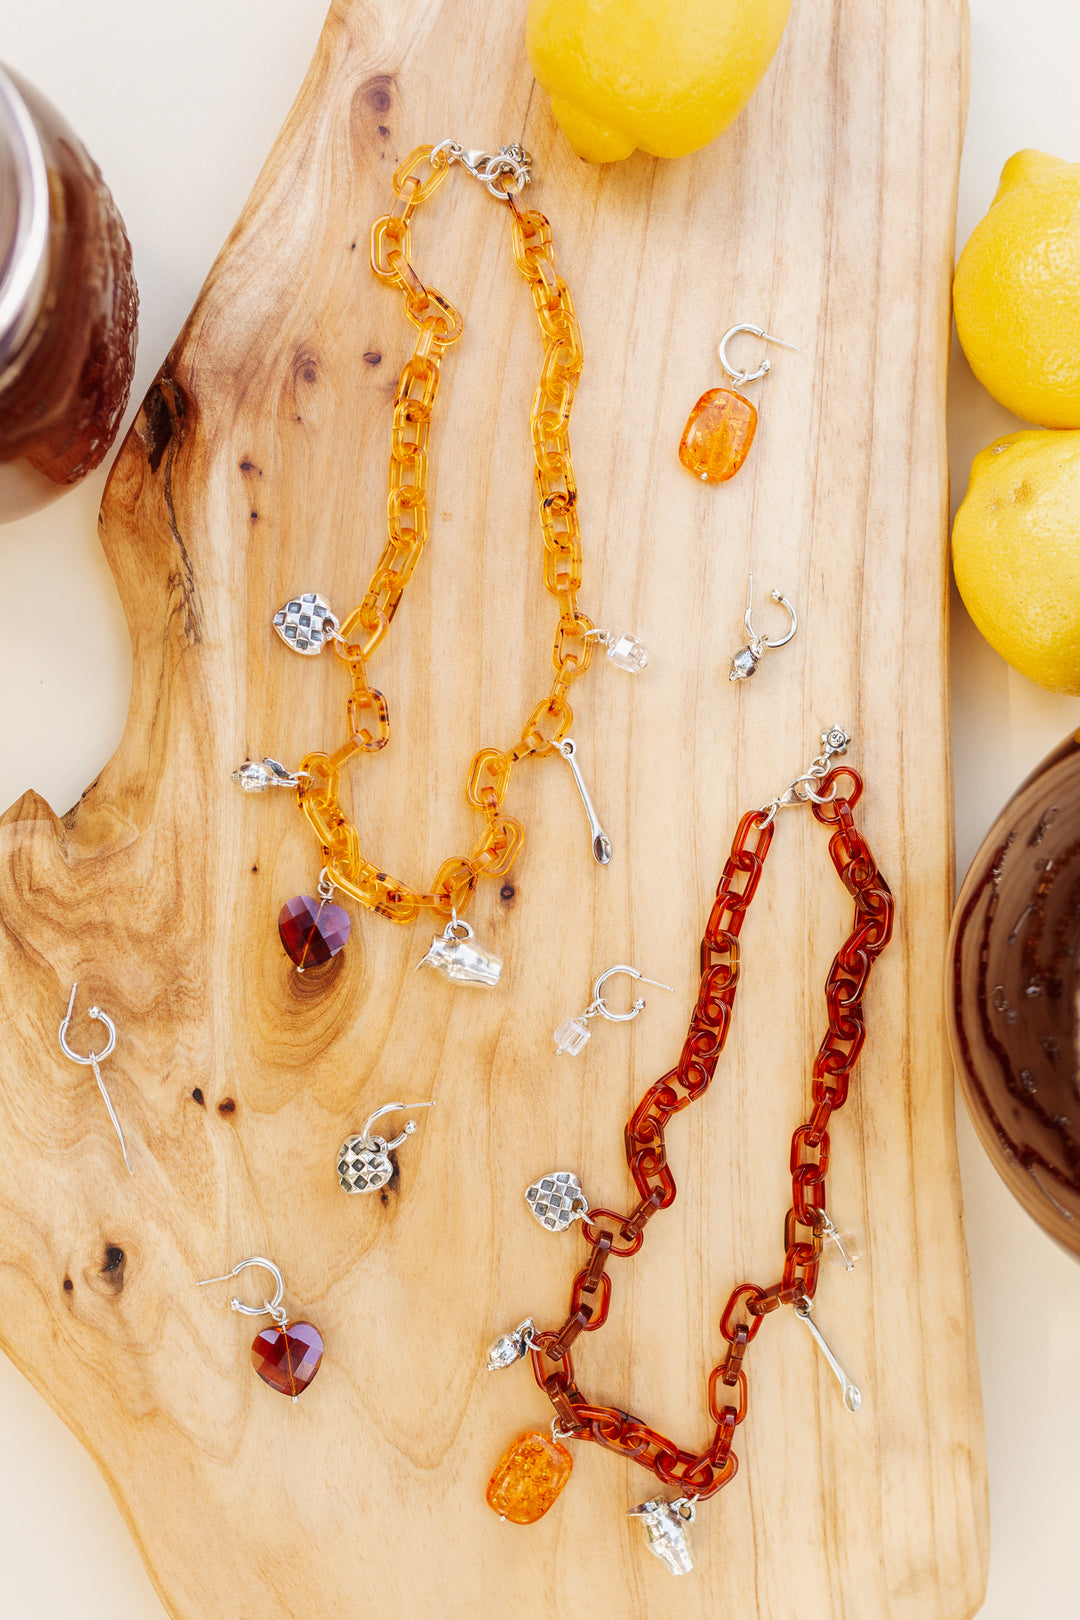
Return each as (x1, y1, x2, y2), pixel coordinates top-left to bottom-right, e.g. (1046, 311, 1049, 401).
(295, 145, 595, 922)
(527, 767, 895, 1498)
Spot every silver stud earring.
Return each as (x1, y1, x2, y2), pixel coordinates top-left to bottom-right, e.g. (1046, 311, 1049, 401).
(337, 1101, 434, 1193)
(729, 572, 797, 682)
(554, 963, 673, 1056)
(58, 983, 132, 1175)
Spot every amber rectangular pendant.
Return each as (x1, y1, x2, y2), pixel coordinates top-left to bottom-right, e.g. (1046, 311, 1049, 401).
(679, 387, 757, 482)
(485, 1430, 574, 1524)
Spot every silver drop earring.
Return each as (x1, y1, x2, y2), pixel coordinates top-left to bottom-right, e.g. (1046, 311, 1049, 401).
(197, 1257, 324, 1400)
(729, 572, 797, 682)
(58, 984, 133, 1175)
(554, 963, 673, 1056)
(337, 1101, 435, 1193)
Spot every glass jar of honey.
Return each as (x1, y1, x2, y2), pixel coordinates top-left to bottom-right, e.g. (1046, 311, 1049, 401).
(0, 64, 137, 521)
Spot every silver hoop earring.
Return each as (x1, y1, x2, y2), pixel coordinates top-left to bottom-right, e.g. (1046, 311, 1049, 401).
(197, 1256, 324, 1400)
(337, 1100, 434, 1193)
(554, 964, 674, 1056)
(729, 572, 797, 682)
(58, 983, 132, 1174)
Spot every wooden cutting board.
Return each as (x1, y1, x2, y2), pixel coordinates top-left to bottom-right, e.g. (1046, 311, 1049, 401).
(0, 1, 985, 1615)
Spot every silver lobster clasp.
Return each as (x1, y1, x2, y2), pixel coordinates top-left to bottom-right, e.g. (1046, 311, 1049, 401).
(430, 141, 531, 198)
(415, 914, 502, 987)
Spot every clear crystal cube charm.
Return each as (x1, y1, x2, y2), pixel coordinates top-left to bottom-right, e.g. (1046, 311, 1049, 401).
(823, 1228, 861, 1270)
(605, 631, 647, 673)
(525, 1171, 588, 1233)
(554, 1016, 591, 1056)
(272, 592, 338, 654)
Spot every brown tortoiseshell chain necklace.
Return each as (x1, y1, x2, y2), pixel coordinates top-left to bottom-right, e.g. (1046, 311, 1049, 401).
(485, 729, 895, 1572)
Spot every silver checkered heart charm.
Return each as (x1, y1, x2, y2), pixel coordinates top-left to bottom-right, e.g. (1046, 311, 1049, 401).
(272, 591, 339, 655)
(336, 1101, 434, 1196)
(525, 1170, 589, 1233)
(337, 1134, 394, 1194)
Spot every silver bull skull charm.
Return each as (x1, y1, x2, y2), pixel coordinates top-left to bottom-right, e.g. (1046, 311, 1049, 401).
(415, 916, 502, 987)
(629, 1497, 696, 1576)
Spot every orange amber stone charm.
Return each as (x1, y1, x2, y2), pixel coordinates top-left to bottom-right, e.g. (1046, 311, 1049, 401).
(485, 1430, 574, 1524)
(679, 388, 758, 482)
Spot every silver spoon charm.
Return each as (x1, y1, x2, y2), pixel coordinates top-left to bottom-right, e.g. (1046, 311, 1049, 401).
(555, 737, 612, 865)
(793, 1295, 861, 1412)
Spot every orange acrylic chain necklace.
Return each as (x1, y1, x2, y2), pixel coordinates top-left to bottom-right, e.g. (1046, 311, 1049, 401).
(234, 143, 645, 979)
(484, 730, 895, 1573)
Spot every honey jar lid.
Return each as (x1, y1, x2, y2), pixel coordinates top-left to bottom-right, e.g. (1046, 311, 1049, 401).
(0, 64, 50, 379)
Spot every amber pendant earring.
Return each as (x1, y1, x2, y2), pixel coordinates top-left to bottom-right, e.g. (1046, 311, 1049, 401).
(679, 323, 796, 483)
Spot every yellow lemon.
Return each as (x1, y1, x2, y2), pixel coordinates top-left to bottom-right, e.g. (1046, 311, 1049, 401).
(526, 0, 791, 164)
(954, 150, 1080, 427)
(952, 430, 1080, 694)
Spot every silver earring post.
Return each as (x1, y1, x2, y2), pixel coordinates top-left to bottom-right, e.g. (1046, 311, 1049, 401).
(58, 983, 132, 1175)
(729, 572, 798, 682)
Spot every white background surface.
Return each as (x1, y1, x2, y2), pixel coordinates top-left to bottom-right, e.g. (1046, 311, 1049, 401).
(1, 2, 1079, 1615)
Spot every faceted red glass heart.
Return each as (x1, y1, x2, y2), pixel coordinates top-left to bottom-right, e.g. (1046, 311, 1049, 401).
(250, 1320, 324, 1398)
(278, 894, 351, 969)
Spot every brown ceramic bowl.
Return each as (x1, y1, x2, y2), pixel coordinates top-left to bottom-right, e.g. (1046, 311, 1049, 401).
(948, 729, 1080, 1255)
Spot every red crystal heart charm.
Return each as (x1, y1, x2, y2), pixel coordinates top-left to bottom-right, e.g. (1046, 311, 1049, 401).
(250, 1320, 324, 1398)
(278, 894, 351, 969)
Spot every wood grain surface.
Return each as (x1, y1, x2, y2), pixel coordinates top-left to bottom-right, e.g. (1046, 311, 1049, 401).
(0, 1, 985, 1615)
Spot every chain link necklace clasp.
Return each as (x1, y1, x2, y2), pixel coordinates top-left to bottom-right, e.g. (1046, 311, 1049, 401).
(430, 140, 532, 197)
(759, 725, 850, 827)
